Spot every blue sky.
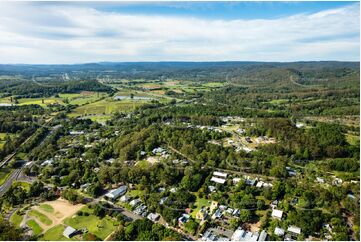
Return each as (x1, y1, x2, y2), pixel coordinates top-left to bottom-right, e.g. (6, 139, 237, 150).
(0, 1, 359, 63)
(95, 2, 355, 20)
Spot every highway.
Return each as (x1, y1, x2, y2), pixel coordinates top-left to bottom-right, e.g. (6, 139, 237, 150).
(0, 168, 22, 196)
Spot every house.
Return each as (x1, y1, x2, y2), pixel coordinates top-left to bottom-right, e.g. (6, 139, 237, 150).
(170, 187, 178, 193)
(63, 226, 77, 239)
(208, 185, 217, 192)
(233, 178, 241, 185)
(105, 185, 127, 200)
(129, 198, 142, 207)
(245, 137, 252, 143)
(256, 181, 264, 188)
(80, 183, 90, 192)
(270, 200, 278, 209)
(287, 226, 301, 236)
(211, 208, 223, 220)
(178, 214, 190, 225)
(159, 197, 168, 205)
(232, 209, 240, 217)
(158, 187, 166, 193)
(316, 177, 325, 183)
(210, 176, 226, 184)
(274, 227, 285, 236)
(213, 171, 228, 178)
(210, 201, 218, 213)
(134, 204, 147, 215)
(271, 209, 283, 220)
(286, 167, 297, 176)
(69, 131, 85, 135)
(152, 147, 165, 154)
(258, 230, 268, 241)
(245, 178, 256, 186)
(202, 229, 218, 241)
(231, 228, 258, 241)
(41, 159, 54, 166)
(332, 177, 343, 186)
(105, 158, 115, 164)
(295, 122, 305, 128)
(147, 213, 160, 222)
(120, 195, 131, 202)
(196, 207, 208, 220)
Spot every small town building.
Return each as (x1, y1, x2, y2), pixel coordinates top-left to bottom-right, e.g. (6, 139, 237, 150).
(210, 176, 226, 184)
(274, 227, 285, 236)
(271, 209, 283, 219)
(147, 213, 160, 222)
(105, 185, 127, 200)
(63, 226, 77, 239)
(196, 207, 208, 220)
(130, 198, 142, 207)
(287, 225, 301, 235)
(258, 230, 268, 241)
(231, 228, 258, 241)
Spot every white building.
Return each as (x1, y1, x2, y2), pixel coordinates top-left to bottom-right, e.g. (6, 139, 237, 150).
(105, 185, 127, 200)
(271, 209, 283, 220)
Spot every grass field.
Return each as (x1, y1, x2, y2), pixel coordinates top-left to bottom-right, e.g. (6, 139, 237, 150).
(17, 97, 63, 107)
(63, 207, 119, 240)
(28, 210, 53, 226)
(346, 133, 360, 146)
(10, 211, 23, 228)
(39, 204, 55, 213)
(190, 196, 211, 218)
(41, 224, 72, 241)
(59, 92, 108, 106)
(27, 219, 43, 235)
(68, 98, 147, 117)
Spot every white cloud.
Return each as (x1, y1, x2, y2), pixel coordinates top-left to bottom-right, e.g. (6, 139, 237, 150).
(0, 2, 359, 63)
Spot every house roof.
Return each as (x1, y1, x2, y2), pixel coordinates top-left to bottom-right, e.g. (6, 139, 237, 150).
(258, 230, 268, 241)
(274, 227, 285, 236)
(105, 185, 127, 199)
(288, 226, 301, 235)
(63, 226, 77, 238)
(272, 209, 283, 219)
(213, 171, 228, 178)
(231, 228, 258, 241)
(210, 176, 226, 184)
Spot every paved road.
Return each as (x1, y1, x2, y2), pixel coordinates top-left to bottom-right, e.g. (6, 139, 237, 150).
(0, 169, 22, 196)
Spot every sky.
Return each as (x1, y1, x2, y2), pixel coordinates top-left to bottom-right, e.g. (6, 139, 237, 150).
(0, 1, 359, 64)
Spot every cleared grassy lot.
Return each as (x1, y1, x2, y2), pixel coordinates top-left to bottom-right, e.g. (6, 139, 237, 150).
(28, 209, 53, 226)
(27, 219, 43, 235)
(10, 211, 23, 227)
(69, 98, 147, 117)
(59, 91, 108, 106)
(39, 204, 55, 213)
(190, 195, 211, 218)
(41, 224, 72, 241)
(63, 207, 119, 240)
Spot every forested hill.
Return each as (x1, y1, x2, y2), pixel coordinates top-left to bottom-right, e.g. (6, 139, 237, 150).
(0, 61, 359, 78)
